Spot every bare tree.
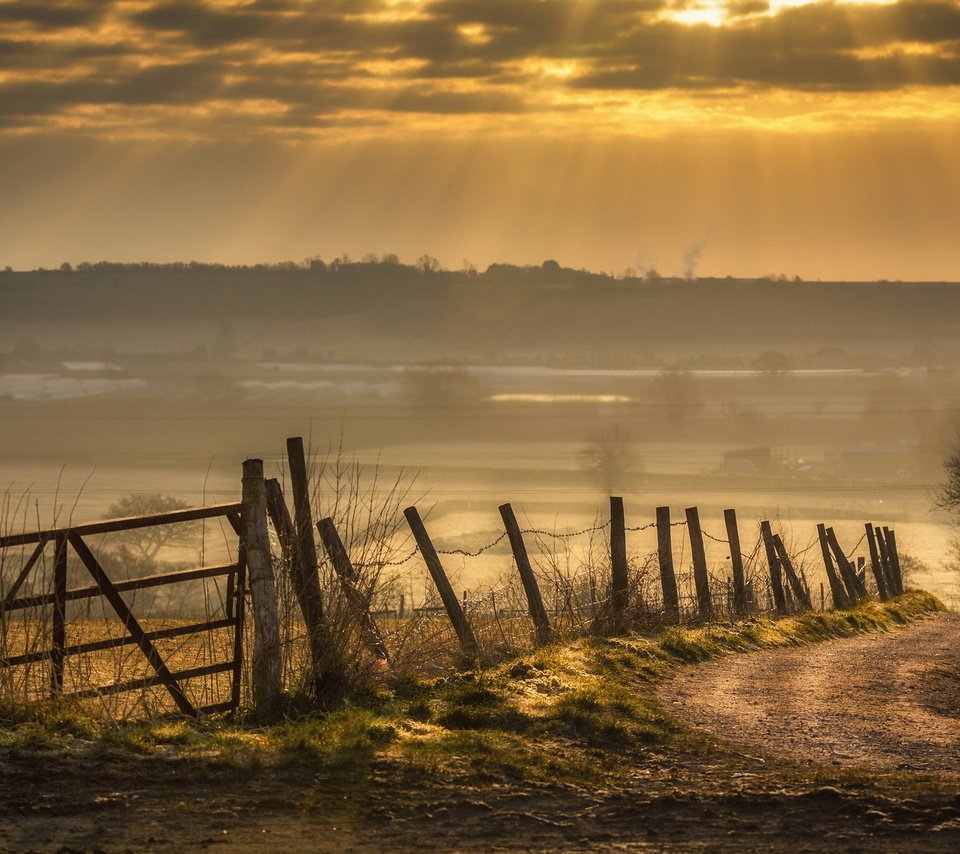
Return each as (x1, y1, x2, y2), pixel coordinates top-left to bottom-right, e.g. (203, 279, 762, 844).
(105, 493, 200, 563)
(937, 436, 960, 515)
(579, 425, 640, 494)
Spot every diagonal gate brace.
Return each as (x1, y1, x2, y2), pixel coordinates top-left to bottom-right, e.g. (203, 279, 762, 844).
(67, 532, 197, 716)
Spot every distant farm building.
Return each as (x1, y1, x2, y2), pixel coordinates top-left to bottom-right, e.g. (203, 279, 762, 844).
(723, 447, 774, 475)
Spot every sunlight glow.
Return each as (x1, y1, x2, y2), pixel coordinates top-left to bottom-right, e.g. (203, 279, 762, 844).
(489, 394, 633, 404)
(659, 0, 901, 27)
(458, 23, 491, 45)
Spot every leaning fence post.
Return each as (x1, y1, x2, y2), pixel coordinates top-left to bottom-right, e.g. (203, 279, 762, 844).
(817, 523, 849, 609)
(771, 534, 812, 611)
(874, 526, 896, 595)
(241, 458, 282, 721)
(826, 527, 864, 601)
(656, 507, 680, 622)
(285, 437, 333, 689)
(864, 524, 889, 600)
(499, 503, 553, 646)
(317, 517, 390, 662)
(882, 527, 904, 595)
(685, 507, 713, 619)
(760, 521, 788, 615)
(723, 509, 747, 616)
(404, 506, 479, 659)
(609, 497, 630, 628)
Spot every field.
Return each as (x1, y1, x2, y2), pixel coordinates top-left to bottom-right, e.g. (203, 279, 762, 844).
(2, 277, 959, 850)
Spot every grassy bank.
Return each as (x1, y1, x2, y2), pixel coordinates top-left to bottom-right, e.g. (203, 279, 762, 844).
(0, 591, 943, 787)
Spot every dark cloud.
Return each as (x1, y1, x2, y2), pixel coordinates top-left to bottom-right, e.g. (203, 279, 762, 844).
(727, 0, 770, 17)
(1, 0, 960, 134)
(0, 1, 105, 29)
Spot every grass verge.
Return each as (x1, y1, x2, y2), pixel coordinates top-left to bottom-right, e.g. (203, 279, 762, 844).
(0, 591, 944, 791)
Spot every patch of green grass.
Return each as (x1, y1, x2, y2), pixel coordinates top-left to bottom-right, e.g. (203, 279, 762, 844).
(0, 592, 942, 792)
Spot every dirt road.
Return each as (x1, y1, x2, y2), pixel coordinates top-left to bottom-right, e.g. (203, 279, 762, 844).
(660, 612, 960, 774)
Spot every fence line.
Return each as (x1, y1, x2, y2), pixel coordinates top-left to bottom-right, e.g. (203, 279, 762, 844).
(0, 445, 911, 719)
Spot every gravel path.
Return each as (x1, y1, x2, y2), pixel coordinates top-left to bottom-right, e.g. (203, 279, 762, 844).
(659, 612, 960, 774)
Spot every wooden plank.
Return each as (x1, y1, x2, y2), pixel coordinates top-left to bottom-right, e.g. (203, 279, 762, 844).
(771, 534, 813, 610)
(404, 506, 479, 658)
(609, 497, 629, 627)
(817, 524, 850, 609)
(67, 532, 196, 716)
(656, 507, 680, 622)
(3, 563, 237, 613)
(685, 507, 713, 619)
(2, 618, 236, 669)
(242, 459, 282, 722)
(760, 521, 788, 615)
(723, 509, 747, 615)
(63, 661, 233, 702)
(498, 503, 553, 646)
(285, 438, 331, 689)
(318, 518, 390, 661)
(864, 524, 889, 601)
(51, 534, 67, 696)
(231, 534, 247, 711)
(0, 502, 243, 548)
(826, 527, 865, 601)
(2, 539, 48, 608)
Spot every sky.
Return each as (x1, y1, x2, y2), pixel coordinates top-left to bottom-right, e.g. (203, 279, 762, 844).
(1, 0, 960, 280)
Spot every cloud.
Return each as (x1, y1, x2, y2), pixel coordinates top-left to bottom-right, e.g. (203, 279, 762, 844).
(0, 1, 105, 30)
(1, 0, 960, 136)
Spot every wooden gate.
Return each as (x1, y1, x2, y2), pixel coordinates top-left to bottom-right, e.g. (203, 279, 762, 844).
(0, 502, 246, 716)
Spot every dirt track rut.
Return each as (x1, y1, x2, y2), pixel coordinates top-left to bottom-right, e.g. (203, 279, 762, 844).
(659, 612, 960, 774)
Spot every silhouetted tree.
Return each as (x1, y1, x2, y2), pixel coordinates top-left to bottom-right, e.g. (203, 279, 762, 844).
(105, 494, 200, 563)
(579, 425, 640, 494)
(940, 439, 960, 519)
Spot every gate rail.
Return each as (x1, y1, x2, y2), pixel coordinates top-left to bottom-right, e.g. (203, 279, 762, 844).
(0, 502, 246, 716)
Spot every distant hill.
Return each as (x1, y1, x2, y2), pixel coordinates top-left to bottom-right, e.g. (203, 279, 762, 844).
(3, 261, 959, 355)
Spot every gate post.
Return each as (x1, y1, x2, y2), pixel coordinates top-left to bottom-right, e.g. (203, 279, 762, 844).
(241, 459, 282, 721)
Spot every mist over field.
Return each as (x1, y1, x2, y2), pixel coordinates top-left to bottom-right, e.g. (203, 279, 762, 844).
(3, 261, 958, 607)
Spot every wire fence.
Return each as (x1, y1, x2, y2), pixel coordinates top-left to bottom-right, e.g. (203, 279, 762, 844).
(0, 484, 909, 716)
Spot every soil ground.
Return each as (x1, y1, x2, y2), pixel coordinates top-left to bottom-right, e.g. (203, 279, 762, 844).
(1, 613, 959, 852)
(659, 612, 960, 776)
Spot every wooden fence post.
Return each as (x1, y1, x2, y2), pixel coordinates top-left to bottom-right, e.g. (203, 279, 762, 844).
(242, 458, 282, 721)
(499, 503, 553, 646)
(771, 534, 812, 611)
(825, 527, 865, 601)
(404, 506, 479, 659)
(656, 507, 680, 622)
(317, 517, 390, 662)
(285, 437, 332, 688)
(723, 509, 747, 616)
(685, 507, 713, 619)
(817, 523, 849, 609)
(882, 527, 904, 595)
(874, 526, 895, 595)
(880, 525, 903, 596)
(864, 524, 889, 601)
(609, 497, 629, 628)
(760, 521, 788, 615)
(50, 533, 67, 697)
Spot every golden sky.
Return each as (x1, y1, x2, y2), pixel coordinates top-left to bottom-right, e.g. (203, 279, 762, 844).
(1, 0, 959, 279)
